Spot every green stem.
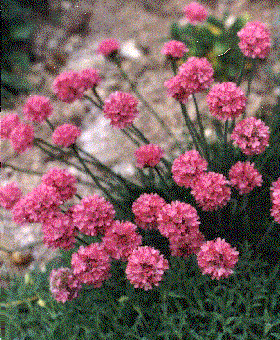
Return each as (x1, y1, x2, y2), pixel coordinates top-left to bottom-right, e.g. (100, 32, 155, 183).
(154, 166, 173, 201)
(242, 59, 258, 120)
(92, 87, 104, 106)
(130, 124, 151, 144)
(236, 56, 246, 87)
(170, 59, 178, 75)
(46, 118, 55, 131)
(2, 163, 44, 176)
(121, 128, 141, 146)
(224, 119, 229, 158)
(83, 94, 103, 109)
(76, 235, 90, 246)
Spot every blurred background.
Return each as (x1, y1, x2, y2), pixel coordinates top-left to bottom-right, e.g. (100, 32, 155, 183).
(1, 0, 280, 286)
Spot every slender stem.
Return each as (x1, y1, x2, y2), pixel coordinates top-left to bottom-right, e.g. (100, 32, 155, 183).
(170, 59, 178, 75)
(255, 222, 276, 253)
(154, 166, 173, 201)
(224, 119, 229, 158)
(130, 124, 151, 144)
(83, 94, 102, 109)
(46, 118, 55, 131)
(76, 235, 90, 246)
(121, 128, 141, 146)
(242, 59, 258, 120)
(92, 87, 104, 106)
(75, 193, 82, 200)
(2, 163, 44, 176)
(236, 56, 246, 87)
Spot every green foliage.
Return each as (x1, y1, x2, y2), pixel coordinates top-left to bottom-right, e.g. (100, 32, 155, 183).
(2, 245, 279, 339)
(170, 13, 249, 81)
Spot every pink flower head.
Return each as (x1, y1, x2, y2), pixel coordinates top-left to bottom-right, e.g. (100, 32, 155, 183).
(164, 74, 192, 103)
(157, 201, 200, 240)
(229, 161, 263, 195)
(102, 220, 142, 260)
(191, 172, 231, 211)
(178, 57, 214, 94)
(169, 229, 205, 258)
(52, 71, 85, 103)
(41, 167, 77, 202)
(134, 144, 164, 168)
(80, 68, 102, 91)
(23, 95, 53, 123)
(49, 267, 82, 303)
(97, 38, 120, 57)
(42, 212, 77, 250)
(230, 117, 270, 155)
(183, 1, 208, 25)
(71, 243, 111, 287)
(270, 177, 280, 224)
(12, 184, 62, 224)
(125, 246, 169, 290)
(52, 123, 81, 148)
(72, 194, 115, 236)
(197, 237, 239, 280)
(132, 193, 166, 230)
(172, 150, 208, 188)
(0, 113, 20, 139)
(103, 91, 139, 129)
(161, 40, 189, 59)
(237, 21, 271, 59)
(0, 182, 22, 210)
(207, 82, 246, 121)
(9, 122, 34, 154)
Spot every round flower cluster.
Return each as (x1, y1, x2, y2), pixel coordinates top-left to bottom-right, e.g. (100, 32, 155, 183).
(49, 267, 82, 303)
(80, 68, 102, 91)
(134, 144, 164, 168)
(102, 220, 142, 260)
(230, 117, 270, 155)
(191, 172, 231, 211)
(23, 95, 53, 123)
(125, 246, 169, 290)
(165, 57, 214, 102)
(237, 21, 271, 59)
(197, 237, 239, 280)
(183, 1, 208, 25)
(72, 194, 115, 236)
(207, 82, 246, 121)
(229, 161, 263, 195)
(169, 229, 205, 258)
(132, 193, 166, 230)
(42, 212, 77, 250)
(0, 113, 20, 139)
(12, 184, 62, 224)
(270, 177, 280, 224)
(97, 38, 120, 57)
(53, 71, 85, 103)
(161, 40, 189, 59)
(103, 91, 139, 129)
(71, 243, 111, 287)
(157, 201, 201, 240)
(0, 182, 22, 210)
(172, 150, 208, 188)
(52, 124, 81, 148)
(41, 167, 77, 202)
(10, 122, 34, 154)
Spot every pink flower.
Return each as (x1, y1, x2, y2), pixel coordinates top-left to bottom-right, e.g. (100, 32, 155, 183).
(270, 177, 280, 224)
(237, 21, 271, 59)
(103, 91, 139, 129)
(207, 82, 246, 121)
(229, 161, 263, 195)
(12, 184, 62, 224)
(97, 38, 120, 57)
(9, 122, 34, 154)
(164, 74, 192, 103)
(0, 113, 20, 139)
(161, 40, 189, 59)
(102, 220, 142, 260)
(42, 212, 77, 250)
(172, 150, 208, 188)
(132, 193, 166, 230)
(41, 167, 77, 202)
(191, 172, 231, 211)
(52, 71, 85, 103)
(52, 124, 81, 148)
(178, 57, 214, 93)
(134, 144, 164, 168)
(49, 267, 82, 303)
(157, 201, 200, 240)
(169, 229, 205, 258)
(23, 95, 53, 123)
(80, 68, 102, 91)
(71, 243, 111, 287)
(0, 182, 22, 210)
(197, 237, 239, 280)
(72, 194, 115, 236)
(125, 246, 169, 290)
(183, 1, 208, 25)
(230, 117, 270, 155)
